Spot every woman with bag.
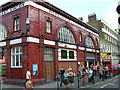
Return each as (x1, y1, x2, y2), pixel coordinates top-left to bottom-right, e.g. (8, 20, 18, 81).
(62, 71, 69, 88)
(82, 68, 87, 86)
(68, 70, 74, 87)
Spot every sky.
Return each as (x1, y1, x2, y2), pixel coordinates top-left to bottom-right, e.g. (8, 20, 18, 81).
(0, 0, 119, 30)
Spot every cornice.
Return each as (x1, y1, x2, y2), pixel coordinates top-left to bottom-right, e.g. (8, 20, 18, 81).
(0, 0, 99, 34)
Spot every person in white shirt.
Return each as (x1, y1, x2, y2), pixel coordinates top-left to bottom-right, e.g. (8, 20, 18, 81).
(26, 69, 31, 82)
(88, 68, 93, 83)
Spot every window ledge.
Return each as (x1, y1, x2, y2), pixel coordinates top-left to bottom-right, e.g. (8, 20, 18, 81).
(11, 66, 22, 68)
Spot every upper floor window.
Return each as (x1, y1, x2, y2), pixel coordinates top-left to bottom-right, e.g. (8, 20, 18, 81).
(0, 24, 7, 41)
(14, 17, 20, 31)
(46, 20, 51, 33)
(79, 33, 82, 42)
(58, 26, 75, 44)
(11, 46, 22, 68)
(85, 36, 94, 48)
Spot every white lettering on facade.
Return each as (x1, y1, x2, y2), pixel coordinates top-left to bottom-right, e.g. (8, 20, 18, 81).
(0, 3, 25, 16)
(1, 1, 98, 36)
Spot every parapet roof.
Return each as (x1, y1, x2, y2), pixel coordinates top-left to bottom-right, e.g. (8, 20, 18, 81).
(0, 0, 99, 34)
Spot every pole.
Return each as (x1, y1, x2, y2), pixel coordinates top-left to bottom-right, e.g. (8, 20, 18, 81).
(57, 76, 59, 90)
(77, 72, 79, 88)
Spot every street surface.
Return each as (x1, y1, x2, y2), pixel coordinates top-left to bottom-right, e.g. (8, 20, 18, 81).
(0, 75, 120, 90)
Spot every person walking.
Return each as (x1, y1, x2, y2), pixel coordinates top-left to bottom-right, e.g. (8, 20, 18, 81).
(59, 66, 65, 87)
(68, 70, 74, 87)
(88, 67, 93, 84)
(26, 69, 31, 82)
(78, 64, 83, 80)
(68, 66, 72, 71)
(99, 65, 103, 80)
(81, 68, 87, 86)
(105, 64, 109, 79)
(62, 71, 69, 88)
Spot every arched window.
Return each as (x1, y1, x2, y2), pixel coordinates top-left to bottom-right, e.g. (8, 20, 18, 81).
(0, 24, 7, 41)
(58, 26, 75, 44)
(85, 36, 94, 48)
(96, 38, 99, 47)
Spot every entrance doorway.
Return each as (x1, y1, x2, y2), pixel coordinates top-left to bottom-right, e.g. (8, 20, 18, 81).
(86, 60, 94, 68)
(44, 48, 55, 82)
(44, 61, 54, 82)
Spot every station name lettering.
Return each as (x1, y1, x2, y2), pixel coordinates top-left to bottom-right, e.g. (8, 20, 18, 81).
(0, 3, 25, 16)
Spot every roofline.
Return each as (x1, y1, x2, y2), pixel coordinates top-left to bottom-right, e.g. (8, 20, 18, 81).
(0, 0, 99, 34)
(43, 1, 99, 34)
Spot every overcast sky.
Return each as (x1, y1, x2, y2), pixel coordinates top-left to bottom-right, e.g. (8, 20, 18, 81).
(0, 0, 119, 30)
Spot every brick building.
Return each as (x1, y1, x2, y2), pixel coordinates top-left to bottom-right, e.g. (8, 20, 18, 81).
(88, 14, 120, 72)
(0, 0, 100, 82)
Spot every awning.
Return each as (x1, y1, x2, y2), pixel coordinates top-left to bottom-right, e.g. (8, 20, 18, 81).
(86, 57, 95, 60)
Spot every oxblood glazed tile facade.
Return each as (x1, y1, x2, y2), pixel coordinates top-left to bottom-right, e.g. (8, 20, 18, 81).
(0, 0, 100, 82)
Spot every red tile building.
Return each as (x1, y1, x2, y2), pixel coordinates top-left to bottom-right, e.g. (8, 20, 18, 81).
(0, 0, 100, 82)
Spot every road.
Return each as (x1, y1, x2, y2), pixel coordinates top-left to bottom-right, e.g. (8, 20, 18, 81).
(88, 76, 120, 89)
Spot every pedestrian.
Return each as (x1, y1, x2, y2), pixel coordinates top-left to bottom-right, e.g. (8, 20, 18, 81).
(78, 64, 83, 80)
(105, 64, 109, 79)
(68, 70, 74, 87)
(26, 69, 31, 82)
(24, 80, 35, 90)
(25, 69, 31, 88)
(59, 66, 65, 87)
(93, 65, 97, 76)
(88, 67, 93, 83)
(99, 65, 103, 80)
(68, 66, 72, 71)
(62, 71, 69, 88)
(81, 68, 87, 86)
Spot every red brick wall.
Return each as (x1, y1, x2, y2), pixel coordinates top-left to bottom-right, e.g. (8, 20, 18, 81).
(1, 4, 100, 80)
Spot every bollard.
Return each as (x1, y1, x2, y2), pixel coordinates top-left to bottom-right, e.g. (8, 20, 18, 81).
(77, 75, 79, 88)
(77, 73, 80, 88)
(56, 76, 59, 90)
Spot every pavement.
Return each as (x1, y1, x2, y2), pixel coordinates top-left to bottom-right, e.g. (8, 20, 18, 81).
(1, 75, 120, 89)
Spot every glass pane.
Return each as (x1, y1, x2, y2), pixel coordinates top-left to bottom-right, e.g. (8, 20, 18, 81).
(16, 47, 19, 53)
(20, 47, 22, 53)
(12, 55, 15, 66)
(44, 48, 53, 61)
(69, 51, 74, 59)
(61, 50, 67, 59)
(16, 55, 19, 66)
(20, 55, 22, 66)
(12, 47, 15, 54)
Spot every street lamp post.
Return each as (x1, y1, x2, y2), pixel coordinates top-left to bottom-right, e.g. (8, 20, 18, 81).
(26, 18, 30, 70)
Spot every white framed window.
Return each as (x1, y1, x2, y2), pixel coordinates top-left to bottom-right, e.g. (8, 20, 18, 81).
(58, 26, 75, 44)
(61, 50, 67, 59)
(58, 49, 76, 61)
(11, 46, 22, 68)
(85, 36, 94, 48)
(44, 48, 54, 61)
(0, 24, 7, 41)
(14, 17, 20, 31)
(46, 20, 51, 33)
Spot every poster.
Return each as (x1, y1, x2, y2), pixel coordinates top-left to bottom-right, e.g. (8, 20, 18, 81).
(32, 64, 38, 75)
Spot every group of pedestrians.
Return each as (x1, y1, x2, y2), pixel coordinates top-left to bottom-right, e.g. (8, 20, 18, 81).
(58, 66, 75, 88)
(78, 64, 109, 86)
(24, 64, 109, 89)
